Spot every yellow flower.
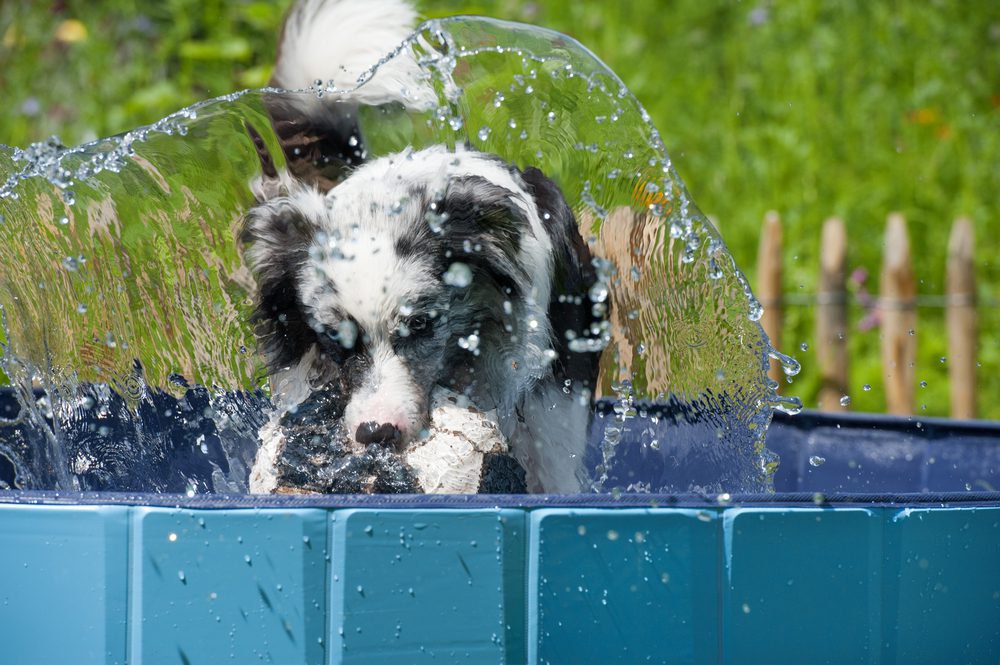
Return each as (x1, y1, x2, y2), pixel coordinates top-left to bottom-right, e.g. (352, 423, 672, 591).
(55, 19, 88, 44)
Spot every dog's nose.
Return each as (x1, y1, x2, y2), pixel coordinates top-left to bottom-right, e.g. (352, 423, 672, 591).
(355, 421, 402, 448)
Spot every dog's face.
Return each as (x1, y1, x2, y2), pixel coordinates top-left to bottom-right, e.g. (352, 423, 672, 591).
(242, 145, 591, 447)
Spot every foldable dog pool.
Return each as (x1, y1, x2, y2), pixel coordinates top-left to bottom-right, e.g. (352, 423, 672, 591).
(1, 10, 997, 665)
(2, 408, 998, 665)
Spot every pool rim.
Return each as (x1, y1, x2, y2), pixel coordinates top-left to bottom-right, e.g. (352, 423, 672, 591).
(2, 488, 998, 509)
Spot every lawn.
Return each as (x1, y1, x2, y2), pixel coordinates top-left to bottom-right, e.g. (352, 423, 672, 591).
(1, 0, 997, 418)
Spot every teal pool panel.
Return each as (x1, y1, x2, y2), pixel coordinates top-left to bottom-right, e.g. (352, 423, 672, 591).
(128, 507, 328, 665)
(328, 509, 526, 664)
(0, 504, 129, 665)
(528, 508, 721, 665)
(2, 499, 999, 664)
(722, 508, 883, 665)
(884, 506, 1000, 665)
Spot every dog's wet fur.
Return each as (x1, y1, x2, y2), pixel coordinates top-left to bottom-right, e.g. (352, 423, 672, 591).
(242, 0, 606, 492)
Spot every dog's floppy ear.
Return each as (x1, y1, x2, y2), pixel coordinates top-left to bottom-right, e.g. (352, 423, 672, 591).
(241, 198, 318, 372)
(519, 166, 604, 389)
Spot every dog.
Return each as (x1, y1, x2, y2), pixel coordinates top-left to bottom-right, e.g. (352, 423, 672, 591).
(242, 0, 608, 493)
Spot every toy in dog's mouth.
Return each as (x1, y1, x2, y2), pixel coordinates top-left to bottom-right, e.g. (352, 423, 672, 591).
(250, 385, 525, 494)
(0, 3, 792, 495)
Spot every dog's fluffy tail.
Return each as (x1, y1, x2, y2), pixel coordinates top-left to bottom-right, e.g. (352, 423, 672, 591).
(270, 0, 432, 109)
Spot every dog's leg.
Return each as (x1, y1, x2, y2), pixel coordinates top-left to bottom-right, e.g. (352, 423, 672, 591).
(508, 379, 591, 493)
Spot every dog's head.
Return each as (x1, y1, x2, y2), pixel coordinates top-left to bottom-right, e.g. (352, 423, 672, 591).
(242, 132, 601, 448)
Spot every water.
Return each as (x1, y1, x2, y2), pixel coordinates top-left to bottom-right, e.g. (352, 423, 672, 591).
(0, 16, 798, 494)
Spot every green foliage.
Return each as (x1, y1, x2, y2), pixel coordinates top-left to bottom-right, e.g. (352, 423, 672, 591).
(0, 0, 997, 417)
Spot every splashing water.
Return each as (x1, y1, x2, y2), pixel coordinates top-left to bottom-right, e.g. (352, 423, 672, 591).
(0, 16, 799, 493)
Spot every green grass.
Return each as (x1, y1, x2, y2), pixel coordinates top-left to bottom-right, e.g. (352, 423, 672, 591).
(1, 0, 997, 418)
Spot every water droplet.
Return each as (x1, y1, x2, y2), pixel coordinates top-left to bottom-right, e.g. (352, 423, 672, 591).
(919, 380, 927, 388)
(839, 395, 851, 407)
(800, 343, 809, 351)
(808, 455, 826, 467)
(862, 384, 872, 392)
(337, 319, 358, 349)
(443, 262, 473, 287)
(477, 126, 491, 141)
(588, 282, 609, 303)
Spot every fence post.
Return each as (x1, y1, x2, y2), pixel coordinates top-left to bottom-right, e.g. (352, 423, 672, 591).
(947, 218, 977, 419)
(879, 213, 916, 415)
(757, 211, 783, 386)
(817, 217, 848, 411)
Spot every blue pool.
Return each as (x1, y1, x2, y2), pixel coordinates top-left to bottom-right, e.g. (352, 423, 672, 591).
(1, 405, 998, 664)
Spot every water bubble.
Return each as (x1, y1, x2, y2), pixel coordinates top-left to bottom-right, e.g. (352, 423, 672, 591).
(443, 262, 473, 287)
(588, 282, 609, 303)
(808, 455, 826, 467)
(606, 529, 619, 541)
(337, 320, 358, 349)
(457, 332, 480, 355)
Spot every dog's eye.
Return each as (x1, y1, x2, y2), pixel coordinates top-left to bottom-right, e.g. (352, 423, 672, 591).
(398, 315, 431, 339)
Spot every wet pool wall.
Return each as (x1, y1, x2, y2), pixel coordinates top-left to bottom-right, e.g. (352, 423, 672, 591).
(1, 501, 998, 664)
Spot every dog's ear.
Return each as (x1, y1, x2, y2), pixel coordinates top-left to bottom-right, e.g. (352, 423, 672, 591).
(519, 166, 604, 390)
(241, 199, 318, 372)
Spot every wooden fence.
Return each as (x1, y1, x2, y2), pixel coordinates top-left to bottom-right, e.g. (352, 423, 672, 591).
(757, 212, 978, 418)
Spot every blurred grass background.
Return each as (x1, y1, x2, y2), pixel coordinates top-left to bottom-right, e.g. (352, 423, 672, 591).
(0, 0, 997, 418)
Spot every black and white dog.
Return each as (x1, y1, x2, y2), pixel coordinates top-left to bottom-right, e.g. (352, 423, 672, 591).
(242, 0, 607, 492)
